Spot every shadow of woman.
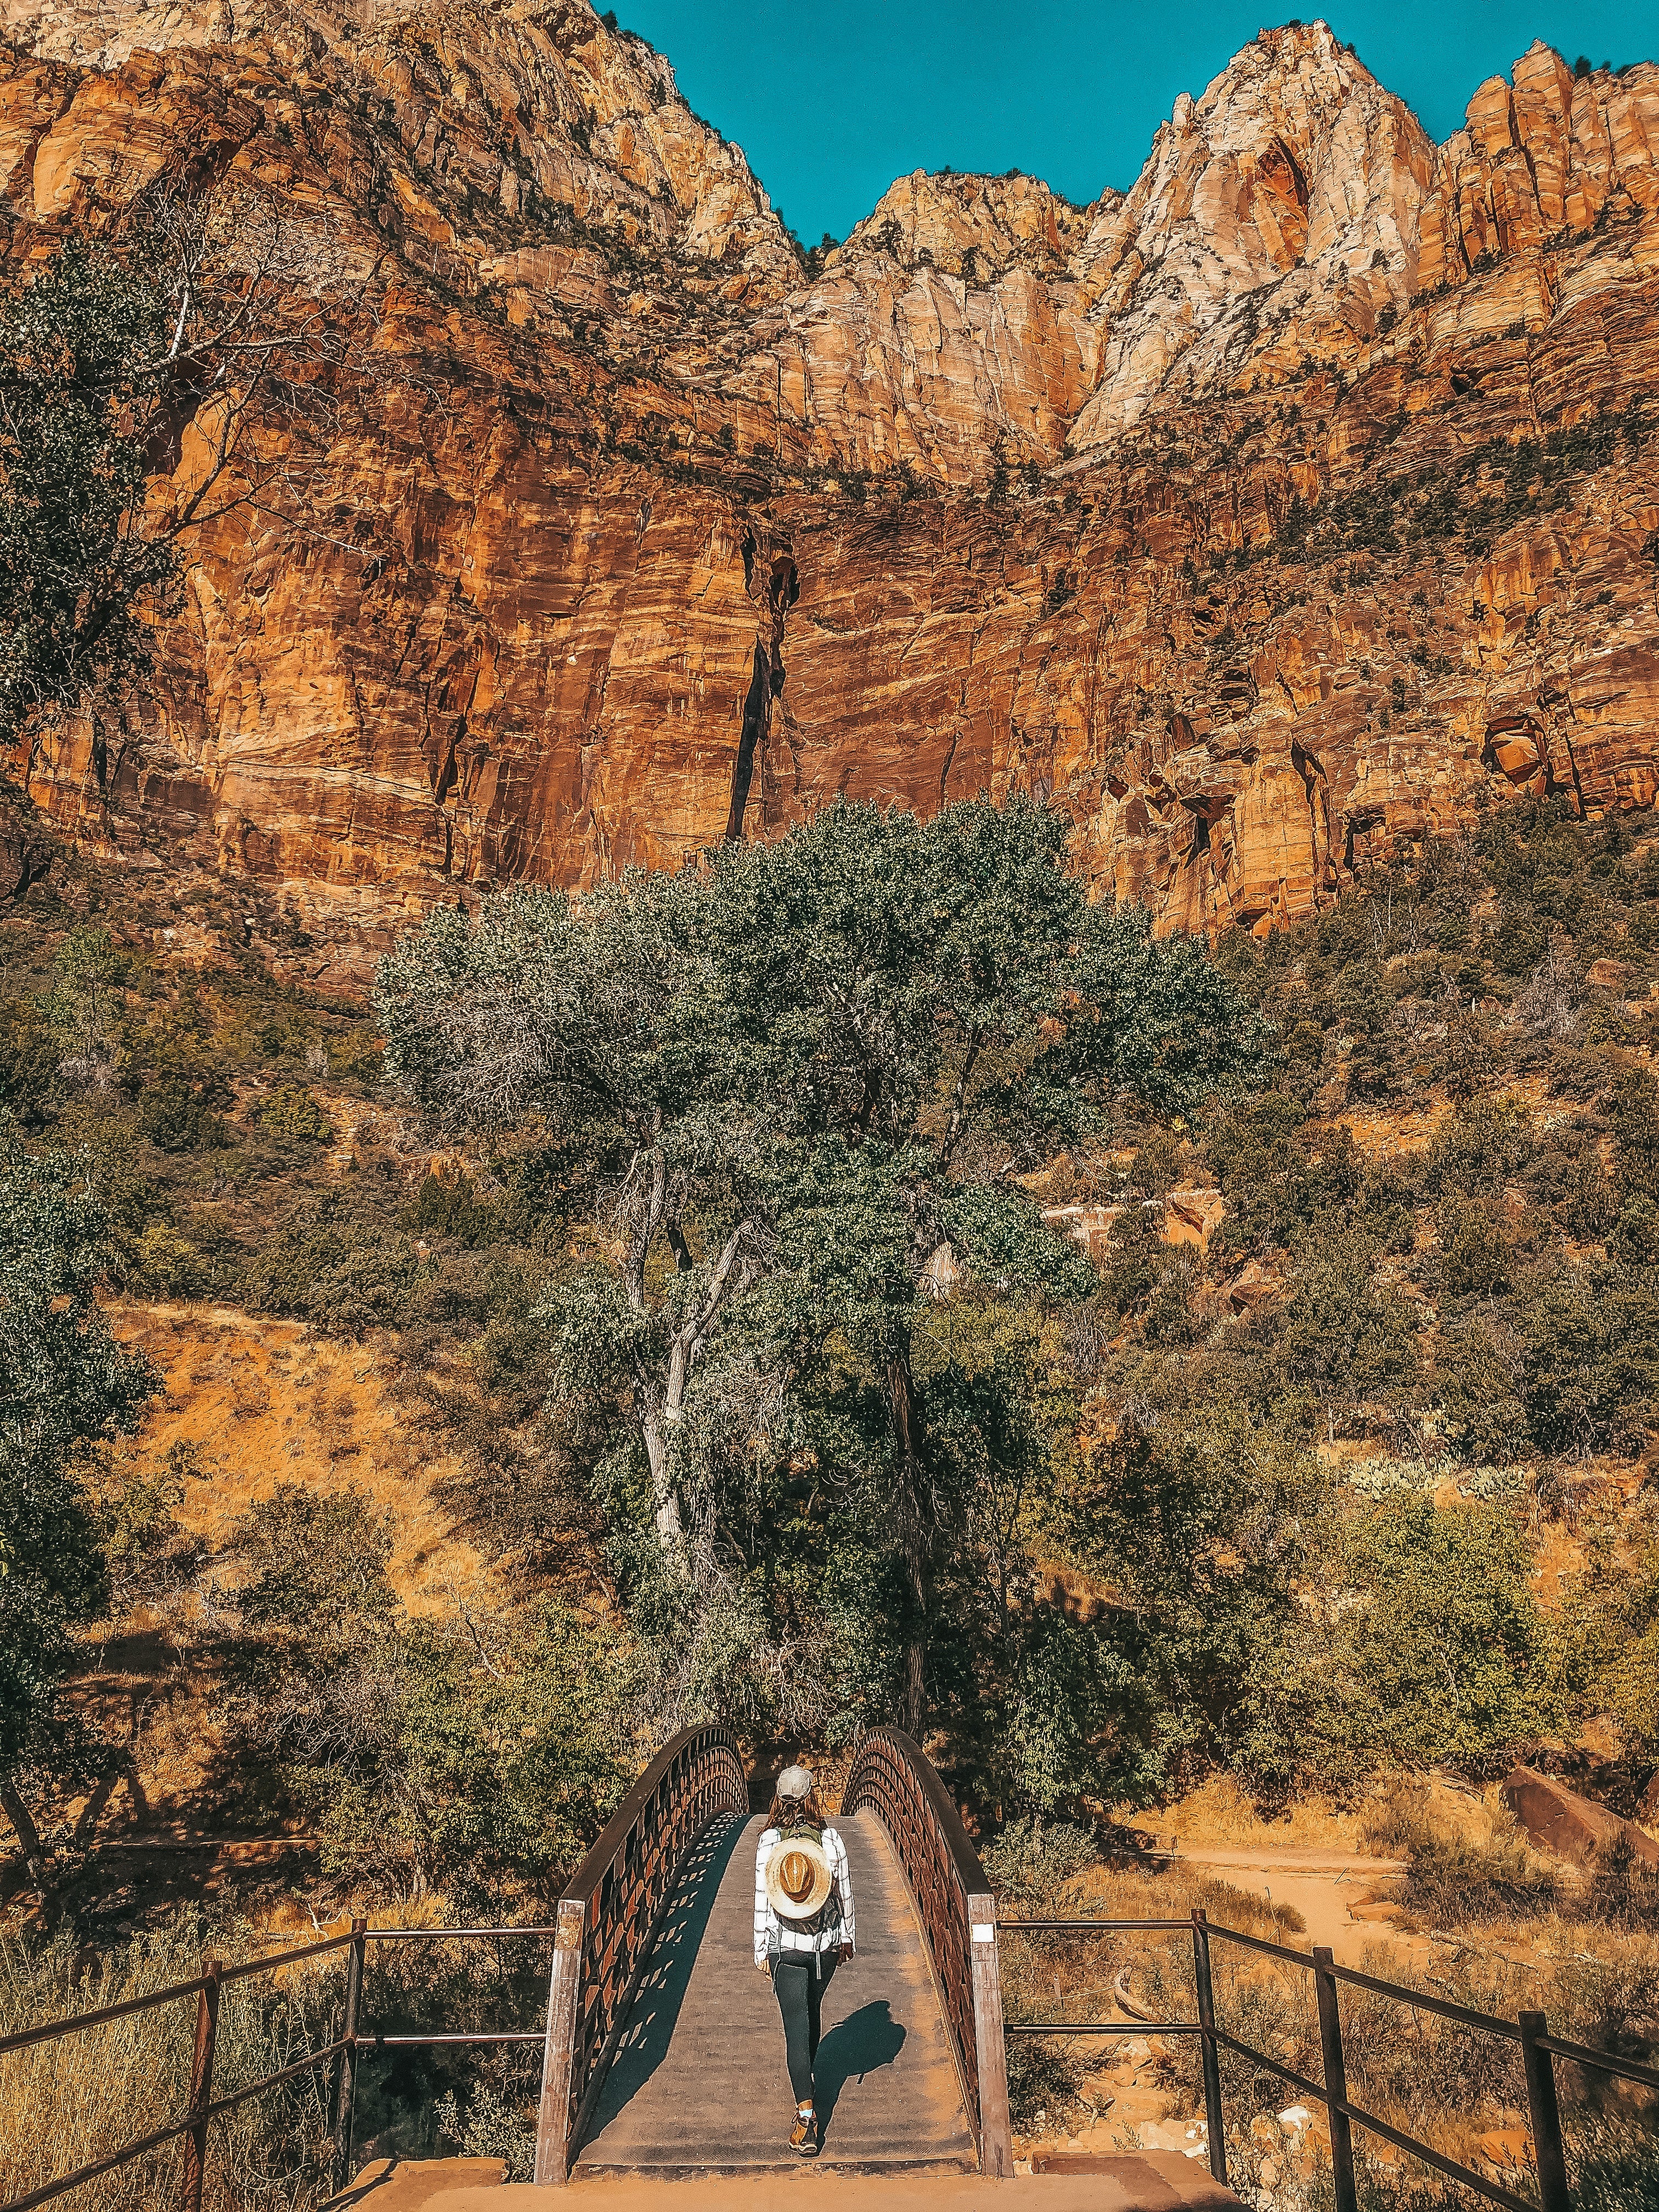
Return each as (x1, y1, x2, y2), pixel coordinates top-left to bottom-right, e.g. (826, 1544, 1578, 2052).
(814, 2001, 907, 2136)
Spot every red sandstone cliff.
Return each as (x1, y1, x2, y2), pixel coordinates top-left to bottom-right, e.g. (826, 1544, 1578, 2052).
(2, 0, 1657, 972)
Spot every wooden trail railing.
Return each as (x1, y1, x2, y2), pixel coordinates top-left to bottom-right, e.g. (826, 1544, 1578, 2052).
(533, 1722, 748, 2184)
(1002, 1912, 1659, 2211)
(843, 1725, 1014, 2178)
(0, 1920, 559, 2212)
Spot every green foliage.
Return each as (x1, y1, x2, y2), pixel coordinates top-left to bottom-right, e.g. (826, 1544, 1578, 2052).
(1276, 1229, 1420, 1413)
(1555, 1499, 1659, 1761)
(435, 2080, 535, 2179)
(1204, 1094, 1356, 1258)
(1425, 1093, 1534, 1195)
(938, 1184, 1097, 1302)
(0, 240, 182, 726)
(234, 1482, 630, 1901)
(94, 1438, 205, 1609)
(239, 1188, 426, 1335)
(1274, 1498, 1556, 1776)
(1069, 1377, 1324, 1796)
(1438, 1262, 1659, 1463)
(0, 1125, 157, 1758)
(129, 1218, 207, 1297)
(0, 992, 59, 1128)
(378, 799, 1267, 1766)
(251, 1082, 332, 1144)
(1003, 2033, 1087, 2132)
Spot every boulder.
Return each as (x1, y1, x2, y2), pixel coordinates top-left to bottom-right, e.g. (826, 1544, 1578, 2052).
(1501, 1767, 1659, 1869)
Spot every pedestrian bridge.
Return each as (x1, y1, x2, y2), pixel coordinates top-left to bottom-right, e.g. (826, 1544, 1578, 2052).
(330, 1725, 1236, 2207)
(14, 1722, 1627, 2211)
(534, 1724, 1013, 2185)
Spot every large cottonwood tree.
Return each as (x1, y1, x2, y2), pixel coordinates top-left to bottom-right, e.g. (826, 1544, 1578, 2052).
(379, 798, 1267, 1729)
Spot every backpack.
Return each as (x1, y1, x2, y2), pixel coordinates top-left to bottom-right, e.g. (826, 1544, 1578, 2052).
(775, 1820, 844, 1939)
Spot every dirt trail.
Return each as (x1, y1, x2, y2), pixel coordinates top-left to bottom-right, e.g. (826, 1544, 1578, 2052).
(1157, 1847, 1422, 1967)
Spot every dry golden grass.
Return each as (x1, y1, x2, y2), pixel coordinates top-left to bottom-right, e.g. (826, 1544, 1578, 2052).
(36, 1301, 514, 1857)
(103, 1301, 495, 1615)
(998, 1827, 1659, 2198)
(1124, 1772, 1369, 1853)
(0, 1925, 337, 2211)
(1000, 1854, 1309, 2039)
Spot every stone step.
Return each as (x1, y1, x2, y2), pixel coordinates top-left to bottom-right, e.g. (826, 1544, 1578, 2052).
(329, 2154, 1242, 2209)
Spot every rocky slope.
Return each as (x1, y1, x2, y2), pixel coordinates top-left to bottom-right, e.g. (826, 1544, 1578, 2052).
(2, 0, 1658, 968)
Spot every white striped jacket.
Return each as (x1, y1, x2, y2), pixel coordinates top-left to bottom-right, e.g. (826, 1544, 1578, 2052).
(753, 1824, 855, 1967)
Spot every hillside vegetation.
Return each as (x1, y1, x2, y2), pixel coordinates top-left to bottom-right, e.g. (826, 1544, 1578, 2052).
(3, 793, 1658, 2196)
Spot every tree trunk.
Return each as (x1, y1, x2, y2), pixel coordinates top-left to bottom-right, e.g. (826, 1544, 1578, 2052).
(641, 1409, 685, 1547)
(637, 1219, 756, 1561)
(1, 1771, 50, 1906)
(887, 1339, 929, 1736)
(1, 1771, 44, 1862)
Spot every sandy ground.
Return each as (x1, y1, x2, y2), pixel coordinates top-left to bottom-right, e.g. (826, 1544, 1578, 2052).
(328, 2158, 1239, 2210)
(1148, 1847, 1413, 1963)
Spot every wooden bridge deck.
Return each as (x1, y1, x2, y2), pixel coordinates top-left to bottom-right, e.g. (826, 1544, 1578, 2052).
(575, 1809, 977, 2176)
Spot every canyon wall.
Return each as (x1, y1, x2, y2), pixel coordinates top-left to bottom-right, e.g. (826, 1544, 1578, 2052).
(2, 0, 1658, 969)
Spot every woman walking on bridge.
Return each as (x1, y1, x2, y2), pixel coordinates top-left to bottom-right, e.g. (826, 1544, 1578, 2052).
(754, 1764, 855, 2157)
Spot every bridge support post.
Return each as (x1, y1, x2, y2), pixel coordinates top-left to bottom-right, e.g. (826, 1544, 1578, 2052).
(533, 1896, 586, 2185)
(968, 1891, 1013, 2178)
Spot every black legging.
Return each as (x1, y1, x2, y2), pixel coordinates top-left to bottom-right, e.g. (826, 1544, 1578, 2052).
(770, 1953, 838, 2103)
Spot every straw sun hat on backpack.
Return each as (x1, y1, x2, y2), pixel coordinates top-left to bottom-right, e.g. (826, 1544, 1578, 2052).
(765, 1832, 834, 1920)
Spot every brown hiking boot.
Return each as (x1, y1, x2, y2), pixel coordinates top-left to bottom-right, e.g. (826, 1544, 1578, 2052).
(789, 2106, 819, 2157)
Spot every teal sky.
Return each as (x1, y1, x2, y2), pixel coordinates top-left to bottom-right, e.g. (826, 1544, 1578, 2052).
(617, 1, 1659, 244)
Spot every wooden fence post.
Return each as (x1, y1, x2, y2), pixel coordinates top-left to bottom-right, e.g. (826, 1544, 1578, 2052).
(968, 1891, 1013, 2179)
(1312, 1946, 1357, 2212)
(1191, 1910, 1228, 2188)
(179, 1958, 222, 2212)
(532, 1898, 586, 2186)
(1520, 2011, 1572, 2212)
(330, 1917, 367, 2193)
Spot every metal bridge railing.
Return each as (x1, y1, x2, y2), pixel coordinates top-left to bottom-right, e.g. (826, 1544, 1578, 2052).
(843, 1725, 1014, 2176)
(533, 1722, 748, 2184)
(1001, 1910, 1659, 2211)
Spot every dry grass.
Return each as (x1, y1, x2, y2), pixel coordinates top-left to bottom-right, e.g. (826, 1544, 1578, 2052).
(0, 1923, 338, 2211)
(995, 1826, 1659, 2203)
(996, 1846, 1308, 2136)
(28, 1300, 511, 1863)
(0, 1906, 563, 2208)
(103, 1301, 495, 1616)
(1125, 1772, 1368, 1853)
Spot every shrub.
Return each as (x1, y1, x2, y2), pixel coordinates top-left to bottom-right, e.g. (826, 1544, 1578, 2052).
(129, 1219, 205, 1299)
(982, 1817, 1101, 1900)
(1249, 1500, 1559, 1785)
(251, 1084, 332, 1144)
(239, 1189, 424, 1335)
(435, 2079, 535, 2178)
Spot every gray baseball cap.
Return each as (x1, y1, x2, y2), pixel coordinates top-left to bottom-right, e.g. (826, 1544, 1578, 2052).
(777, 1764, 815, 1798)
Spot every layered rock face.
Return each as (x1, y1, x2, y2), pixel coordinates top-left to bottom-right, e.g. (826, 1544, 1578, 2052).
(2, 0, 1658, 966)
